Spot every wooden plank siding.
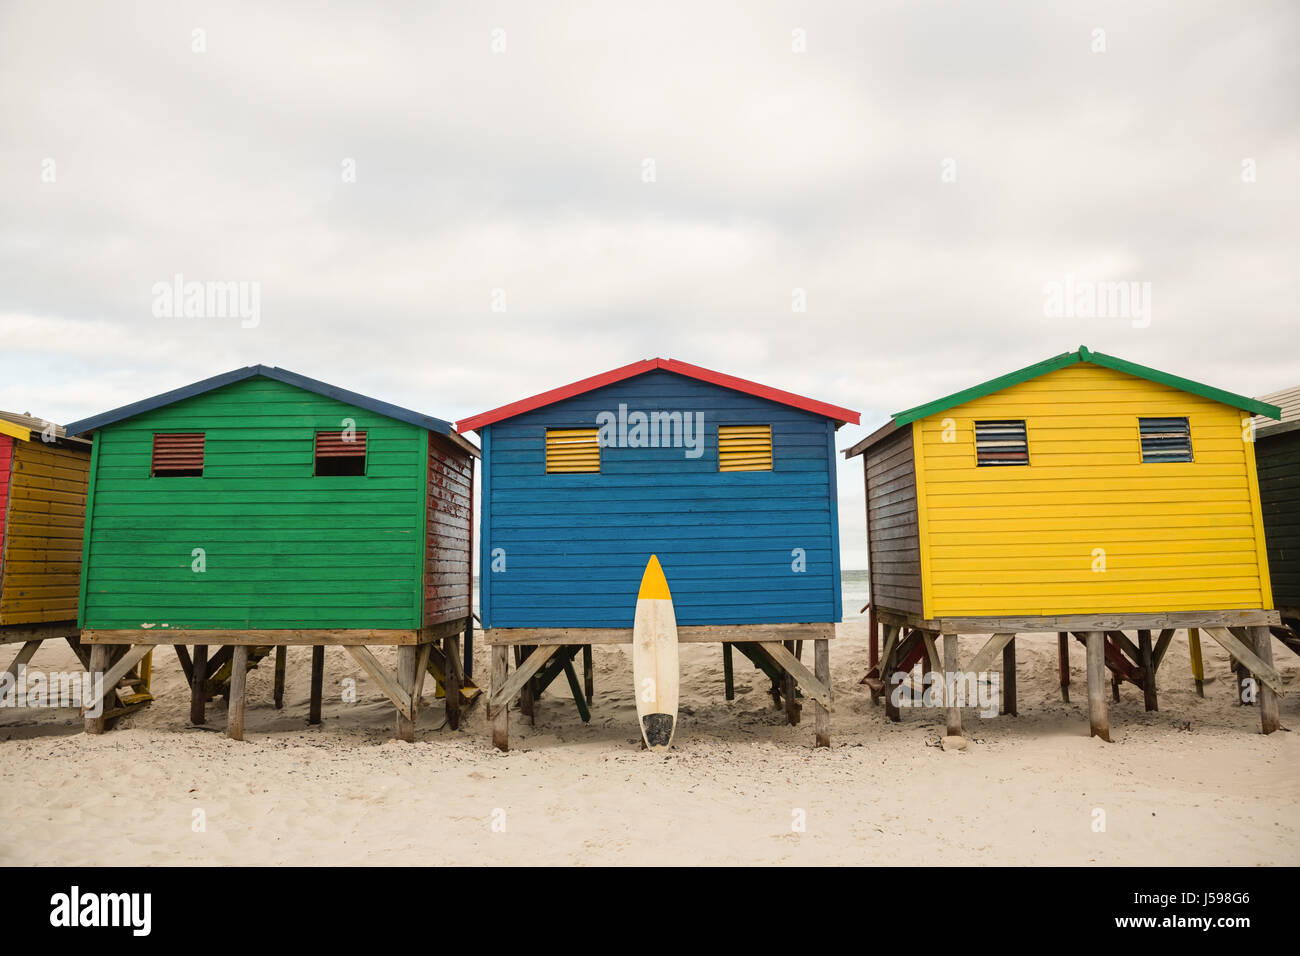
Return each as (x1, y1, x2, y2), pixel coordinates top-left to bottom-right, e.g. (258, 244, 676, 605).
(0, 434, 11, 591)
(425, 431, 473, 625)
(864, 424, 922, 614)
(79, 377, 429, 630)
(914, 363, 1272, 617)
(481, 370, 841, 628)
(1256, 428, 1300, 609)
(0, 436, 90, 625)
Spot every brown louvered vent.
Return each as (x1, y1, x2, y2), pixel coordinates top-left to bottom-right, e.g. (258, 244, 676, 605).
(315, 429, 367, 476)
(152, 433, 205, 477)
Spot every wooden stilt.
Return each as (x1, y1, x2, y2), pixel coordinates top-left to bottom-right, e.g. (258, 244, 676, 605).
(883, 626, 900, 723)
(1086, 631, 1110, 742)
(228, 644, 248, 741)
(84, 644, 111, 734)
(943, 632, 962, 737)
(395, 645, 419, 742)
(1188, 627, 1205, 697)
(1057, 631, 1070, 702)
(273, 645, 286, 710)
(309, 645, 324, 725)
(463, 618, 474, 681)
(782, 640, 801, 725)
(1252, 626, 1280, 735)
(491, 645, 509, 752)
(190, 645, 208, 725)
(813, 638, 830, 748)
(582, 644, 593, 705)
(1001, 636, 1017, 716)
(517, 645, 536, 723)
(1137, 629, 1158, 712)
(444, 634, 462, 731)
(722, 642, 735, 701)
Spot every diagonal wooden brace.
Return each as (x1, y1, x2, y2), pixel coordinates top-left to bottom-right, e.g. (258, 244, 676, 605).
(1201, 627, 1286, 696)
(344, 645, 414, 720)
(488, 645, 558, 717)
(758, 641, 831, 708)
(84, 644, 156, 711)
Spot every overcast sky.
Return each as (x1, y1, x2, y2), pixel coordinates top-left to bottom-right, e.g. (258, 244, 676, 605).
(2, 1, 1297, 567)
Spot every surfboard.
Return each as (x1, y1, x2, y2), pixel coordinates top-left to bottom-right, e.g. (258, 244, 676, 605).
(632, 554, 679, 750)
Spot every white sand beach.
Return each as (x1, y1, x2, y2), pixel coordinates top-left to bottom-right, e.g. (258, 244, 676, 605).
(2, 622, 1298, 866)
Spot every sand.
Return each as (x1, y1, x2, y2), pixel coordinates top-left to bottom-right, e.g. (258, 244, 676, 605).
(1, 622, 1298, 866)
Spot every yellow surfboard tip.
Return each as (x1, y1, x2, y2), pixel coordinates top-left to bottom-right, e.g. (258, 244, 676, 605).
(638, 554, 671, 601)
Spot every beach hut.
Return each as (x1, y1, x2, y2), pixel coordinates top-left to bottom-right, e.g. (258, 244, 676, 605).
(64, 365, 478, 741)
(456, 358, 859, 750)
(845, 346, 1283, 739)
(1255, 386, 1300, 655)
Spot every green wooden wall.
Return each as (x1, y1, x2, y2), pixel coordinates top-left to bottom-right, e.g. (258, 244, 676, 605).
(79, 377, 428, 630)
(1257, 428, 1300, 610)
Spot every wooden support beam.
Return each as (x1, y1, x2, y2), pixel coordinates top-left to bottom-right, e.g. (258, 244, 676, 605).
(943, 633, 962, 737)
(273, 645, 286, 709)
(781, 640, 801, 726)
(722, 642, 735, 700)
(1057, 632, 1070, 702)
(84, 644, 155, 711)
(444, 634, 462, 731)
(582, 644, 593, 705)
(463, 619, 474, 681)
(1152, 629, 1176, 671)
(965, 632, 1014, 679)
(3, 640, 42, 682)
(1086, 631, 1110, 742)
(561, 657, 590, 723)
(488, 645, 559, 717)
(1188, 628, 1205, 697)
(758, 641, 831, 708)
(345, 645, 414, 722)
(1251, 625, 1280, 735)
(491, 645, 509, 752)
(1001, 636, 1017, 717)
(228, 644, 248, 741)
(814, 638, 831, 748)
(921, 631, 941, 675)
(191, 645, 208, 724)
(1138, 629, 1158, 712)
(1106, 630, 1142, 664)
(309, 645, 325, 724)
(1201, 627, 1286, 696)
(882, 626, 900, 721)
(172, 644, 193, 684)
(84, 644, 112, 735)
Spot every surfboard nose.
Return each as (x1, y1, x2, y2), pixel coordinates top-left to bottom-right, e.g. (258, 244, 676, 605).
(641, 713, 675, 749)
(638, 554, 671, 600)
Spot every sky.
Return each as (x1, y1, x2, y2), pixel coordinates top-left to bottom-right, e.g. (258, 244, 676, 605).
(2, 1, 1297, 568)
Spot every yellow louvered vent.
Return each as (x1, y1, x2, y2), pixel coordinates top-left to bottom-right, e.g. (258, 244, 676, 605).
(546, 428, 600, 473)
(718, 425, 772, 472)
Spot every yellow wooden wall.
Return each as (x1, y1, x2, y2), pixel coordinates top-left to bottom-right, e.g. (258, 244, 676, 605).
(914, 363, 1272, 617)
(0, 438, 89, 625)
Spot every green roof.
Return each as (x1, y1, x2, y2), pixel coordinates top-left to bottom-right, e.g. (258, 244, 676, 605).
(891, 346, 1282, 427)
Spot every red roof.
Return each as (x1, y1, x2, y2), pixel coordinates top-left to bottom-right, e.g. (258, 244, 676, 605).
(456, 358, 860, 433)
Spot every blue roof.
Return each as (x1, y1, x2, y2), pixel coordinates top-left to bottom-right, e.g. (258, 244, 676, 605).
(64, 365, 463, 441)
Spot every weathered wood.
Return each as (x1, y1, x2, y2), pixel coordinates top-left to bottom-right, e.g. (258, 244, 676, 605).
(84, 643, 111, 734)
(582, 644, 593, 704)
(309, 645, 324, 724)
(344, 645, 414, 721)
(722, 642, 735, 700)
(395, 645, 419, 741)
(781, 640, 801, 726)
(814, 638, 831, 748)
(1106, 630, 1142, 665)
(882, 626, 900, 721)
(759, 641, 831, 708)
(2, 640, 42, 682)
(491, 645, 509, 752)
(1188, 627, 1205, 697)
(1201, 627, 1286, 695)
(965, 632, 1014, 678)
(444, 634, 462, 731)
(191, 645, 208, 724)
(273, 645, 286, 709)
(228, 644, 248, 741)
(0, 621, 78, 645)
(462, 620, 474, 681)
(488, 645, 559, 716)
(1001, 637, 1017, 717)
(172, 643, 193, 684)
(876, 608, 1280, 635)
(943, 633, 962, 737)
(1057, 632, 1070, 702)
(84, 644, 155, 710)
(1251, 625, 1280, 734)
(1152, 628, 1176, 671)
(1086, 631, 1110, 742)
(1138, 629, 1158, 712)
(80, 627, 433, 645)
(516, 645, 536, 722)
(561, 657, 590, 723)
(483, 622, 837, 646)
(921, 631, 942, 675)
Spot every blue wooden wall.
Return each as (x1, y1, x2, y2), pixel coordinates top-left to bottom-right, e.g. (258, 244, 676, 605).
(480, 370, 843, 628)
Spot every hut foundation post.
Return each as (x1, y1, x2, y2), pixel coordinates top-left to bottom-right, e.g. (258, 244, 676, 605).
(813, 638, 830, 748)
(1137, 629, 1158, 712)
(782, 640, 801, 725)
(463, 618, 474, 682)
(722, 643, 735, 700)
(190, 644, 208, 724)
(1085, 631, 1110, 742)
(309, 645, 324, 725)
(1057, 632, 1070, 702)
(1251, 626, 1280, 735)
(883, 627, 900, 722)
(942, 632, 962, 738)
(491, 645, 509, 752)
(84, 643, 111, 735)
(395, 645, 419, 742)
(444, 634, 462, 731)
(1188, 628, 1205, 697)
(227, 644, 248, 741)
(273, 645, 286, 710)
(1000, 636, 1017, 716)
(582, 644, 594, 704)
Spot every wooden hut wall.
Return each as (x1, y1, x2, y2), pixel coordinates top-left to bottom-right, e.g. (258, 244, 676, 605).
(1256, 427, 1300, 610)
(425, 432, 473, 626)
(0, 434, 11, 603)
(864, 424, 922, 615)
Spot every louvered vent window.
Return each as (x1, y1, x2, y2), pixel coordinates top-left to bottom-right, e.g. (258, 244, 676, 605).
(151, 433, 205, 477)
(545, 428, 600, 473)
(315, 430, 367, 476)
(1139, 417, 1193, 463)
(718, 425, 773, 472)
(974, 420, 1029, 466)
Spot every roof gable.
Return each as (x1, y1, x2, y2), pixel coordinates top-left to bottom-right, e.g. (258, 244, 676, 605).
(456, 358, 860, 433)
(63, 365, 477, 456)
(846, 346, 1281, 458)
